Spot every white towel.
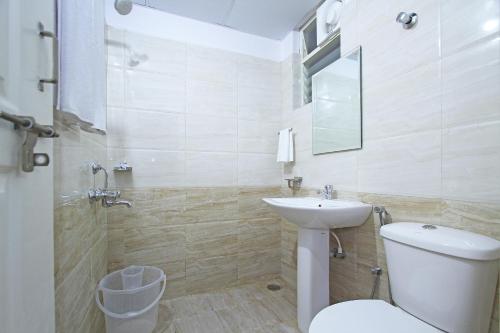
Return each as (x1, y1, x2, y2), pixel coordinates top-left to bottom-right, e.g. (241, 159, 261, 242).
(277, 128, 294, 163)
(57, 0, 106, 131)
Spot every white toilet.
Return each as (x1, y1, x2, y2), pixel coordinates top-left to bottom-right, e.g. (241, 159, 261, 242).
(310, 222, 500, 333)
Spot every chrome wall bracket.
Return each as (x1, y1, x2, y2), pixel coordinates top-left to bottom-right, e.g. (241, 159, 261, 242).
(0, 111, 58, 172)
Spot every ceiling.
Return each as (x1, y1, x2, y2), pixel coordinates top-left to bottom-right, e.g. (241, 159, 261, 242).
(131, 0, 321, 40)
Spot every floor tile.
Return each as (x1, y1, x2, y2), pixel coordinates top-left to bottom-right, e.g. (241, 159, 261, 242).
(154, 280, 299, 333)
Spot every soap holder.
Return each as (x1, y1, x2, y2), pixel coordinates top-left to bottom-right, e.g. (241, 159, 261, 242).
(113, 162, 132, 172)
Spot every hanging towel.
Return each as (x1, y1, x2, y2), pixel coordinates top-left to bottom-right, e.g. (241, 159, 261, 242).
(57, 0, 106, 132)
(277, 128, 294, 163)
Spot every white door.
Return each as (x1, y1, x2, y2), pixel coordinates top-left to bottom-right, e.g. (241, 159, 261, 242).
(0, 0, 56, 332)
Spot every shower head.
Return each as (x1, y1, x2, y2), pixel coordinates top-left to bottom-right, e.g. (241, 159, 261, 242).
(115, 0, 133, 15)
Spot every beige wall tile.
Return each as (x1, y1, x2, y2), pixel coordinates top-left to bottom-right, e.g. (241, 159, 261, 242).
(55, 254, 94, 333)
(184, 187, 239, 223)
(441, 200, 500, 240)
(238, 119, 280, 154)
(359, 193, 442, 224)
(90, 235, 108, 286)
(237, 56, 281, 90)
(78, 299, 106, 333)
(363, 61, 442, 141)
(238, 187, 281, 219)
(186, 80, 236, 118)
(440, 0, 500, 57)
(359, 0, 440, 88)
(358, 130, 442, 198)
(238, 218, 281, 253)
(237, 249, 281, 282)
(185, 152, 238, 187)
(107, 29, 282, 189)
(125, 31, 186, 75)
(238, 85, 282, 122)
(125, 69, 186, 112)
(124, 225, 186, 264)
(442, 38, 500, 128)
(107, 108, 186, 150)
(107, 187, 282, 298)
(186, 115, 237, 152)
(54, 201, 95, 287)
(442, 122, 500, 203)
(187, 44, 238, 85)
(186, 221, 239, 259)
(238, 153, 282, 186)
(186, 255, 238, 294)
(108, 148, 185, 188)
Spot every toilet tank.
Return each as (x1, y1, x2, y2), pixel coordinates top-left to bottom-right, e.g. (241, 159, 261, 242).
(381, 223, 500, 333)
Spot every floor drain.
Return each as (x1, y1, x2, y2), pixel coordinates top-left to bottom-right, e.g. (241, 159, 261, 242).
(267, 284, 281, 291)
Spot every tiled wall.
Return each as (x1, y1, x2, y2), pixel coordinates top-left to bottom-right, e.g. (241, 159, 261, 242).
(106, 27, 282, 188)
(281, 0, 499, 331)
(53, 122, 108, 333)
(107, 187, 282, 299)
(105, 27, 285, 298)
(284, 0, 500, 202)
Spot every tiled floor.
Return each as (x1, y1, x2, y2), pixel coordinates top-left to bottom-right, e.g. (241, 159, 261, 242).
(153, 280, 300, 333)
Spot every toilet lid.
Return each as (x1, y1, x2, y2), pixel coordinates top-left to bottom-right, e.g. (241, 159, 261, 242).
(309, 300, 442, 333)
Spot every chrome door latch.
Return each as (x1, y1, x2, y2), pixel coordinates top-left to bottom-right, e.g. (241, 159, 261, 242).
(0, 111, 59, 172)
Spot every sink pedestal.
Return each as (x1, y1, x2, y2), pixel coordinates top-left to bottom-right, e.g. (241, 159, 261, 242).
(297, 228, 330, 333)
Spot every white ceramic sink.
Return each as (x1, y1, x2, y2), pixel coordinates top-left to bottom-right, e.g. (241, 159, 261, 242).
(263, 196, 373, 332)
(262, 197, 372, 230)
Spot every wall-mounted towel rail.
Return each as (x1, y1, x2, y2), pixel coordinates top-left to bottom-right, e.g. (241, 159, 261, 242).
(277, 127, 293, 135)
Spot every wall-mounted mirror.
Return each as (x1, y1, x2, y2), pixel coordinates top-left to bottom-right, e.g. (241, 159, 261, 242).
(312, 47, 362, 154)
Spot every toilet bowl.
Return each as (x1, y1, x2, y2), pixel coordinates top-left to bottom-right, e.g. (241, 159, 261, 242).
(309, 300, 441, 333)
(309, 223, 500, 333)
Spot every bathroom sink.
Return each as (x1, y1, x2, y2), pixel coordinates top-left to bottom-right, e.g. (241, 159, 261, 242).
(263, 197, 373, 332)
(262, 197, 372, 229)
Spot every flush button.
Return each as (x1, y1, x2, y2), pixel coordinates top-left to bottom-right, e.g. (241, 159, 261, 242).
(422, 225, 437, 230)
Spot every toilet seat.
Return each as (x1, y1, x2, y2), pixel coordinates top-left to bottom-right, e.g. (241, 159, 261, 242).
(309, 300, 442, 333)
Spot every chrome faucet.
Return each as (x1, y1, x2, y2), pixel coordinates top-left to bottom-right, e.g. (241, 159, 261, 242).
(321, 185, 334, 200)
(88, 163, 132, 208)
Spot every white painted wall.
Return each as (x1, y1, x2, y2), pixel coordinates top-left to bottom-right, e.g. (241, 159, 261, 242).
(105, 0, 300, 62)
